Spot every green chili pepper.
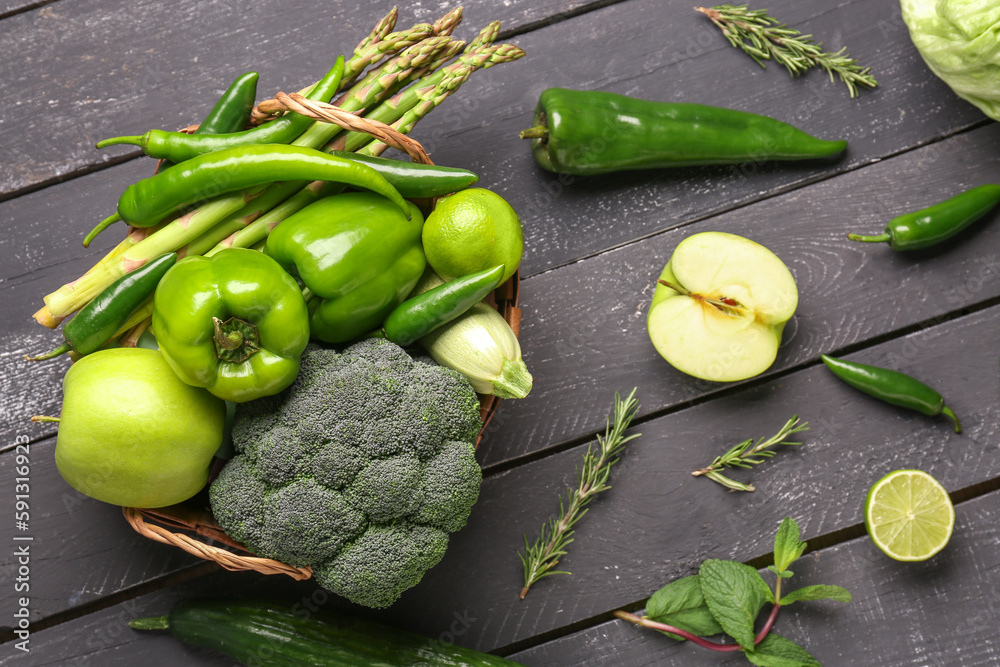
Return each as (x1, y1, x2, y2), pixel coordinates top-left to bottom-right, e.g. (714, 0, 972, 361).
(847, 184, 1000, 251)
(155, 71, 261, 174)
(84, 143, 410, 245)
(266, 192, 426, 344)
(152, 248, 310, 403)
(382, 264, 505, 346)
(25, 253, 177, 361)
(519, 87, 847, 175)
(97, 57, 345, 163)
(193, 71, 260, 135)
(325, 151, 479, 198)
(820, 354, 961, 433)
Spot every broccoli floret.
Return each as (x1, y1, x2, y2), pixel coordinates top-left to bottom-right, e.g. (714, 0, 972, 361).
(209, 337, 483, 609)
(345, 453, 423, 523)
(261, 480, 366, 566)
(413, 440, 482, 532)
(313, 522, 449, 609)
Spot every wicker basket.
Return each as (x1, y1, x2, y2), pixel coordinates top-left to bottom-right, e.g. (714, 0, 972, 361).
(124, 92, 521, 581)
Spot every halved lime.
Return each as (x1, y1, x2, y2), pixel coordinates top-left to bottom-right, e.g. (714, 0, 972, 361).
(864, 469, 955, 562)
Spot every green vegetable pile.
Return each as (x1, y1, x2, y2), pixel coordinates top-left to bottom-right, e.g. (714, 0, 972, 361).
(31, 6, 531, 405)
(210, 338, 483, 608)
(30, 6, 535, 611)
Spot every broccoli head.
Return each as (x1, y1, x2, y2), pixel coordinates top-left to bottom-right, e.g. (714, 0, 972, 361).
(209, 338, 483, 608)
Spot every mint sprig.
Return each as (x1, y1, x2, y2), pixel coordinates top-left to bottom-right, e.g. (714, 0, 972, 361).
(614, 518, 851, 665)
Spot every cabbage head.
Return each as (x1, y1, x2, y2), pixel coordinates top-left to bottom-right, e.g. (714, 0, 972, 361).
(901, 0, 1000, 120)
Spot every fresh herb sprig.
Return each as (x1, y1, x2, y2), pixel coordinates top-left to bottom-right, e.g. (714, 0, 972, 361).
(695, 4, 878, 98)
(518, 388, 640, 599)
(693, 415, 808, 492)
(615, 518, 851, 665)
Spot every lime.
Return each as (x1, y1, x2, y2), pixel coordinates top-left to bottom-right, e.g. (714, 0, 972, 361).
(863, 469, 954, 562)
(422, 188, 523, 284)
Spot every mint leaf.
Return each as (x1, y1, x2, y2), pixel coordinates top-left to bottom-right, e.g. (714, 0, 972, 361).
(645, 575, 724, 640)
(699, 559, 772, 650)
(745, 633, 821, 667)
(780, 584, 852, 606)
(773, 517, 807, 574)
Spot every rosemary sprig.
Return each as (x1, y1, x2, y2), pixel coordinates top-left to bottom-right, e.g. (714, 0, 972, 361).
(695, 4, 878, 98)
(518, 388, 640, 599)
(692, 415, 808, 492)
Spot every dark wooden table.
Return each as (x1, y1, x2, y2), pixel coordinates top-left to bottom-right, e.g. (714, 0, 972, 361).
(3, 0, 999, 664)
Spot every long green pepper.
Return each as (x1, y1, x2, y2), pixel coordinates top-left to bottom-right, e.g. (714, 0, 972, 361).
(382, 264, 505, 346)
(521, 87, 847, 175)
(821, 354, 961, 433)
(847, 184, 1000, 251)
(98, 57, 345, 164)
(193, 71, 260, 135)
(25, 252, 177, 361)
(93, 144, 411, 233)
(156, 70, 260, 173)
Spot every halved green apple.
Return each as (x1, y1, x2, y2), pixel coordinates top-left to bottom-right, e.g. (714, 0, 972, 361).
(647, 231, 798, 382)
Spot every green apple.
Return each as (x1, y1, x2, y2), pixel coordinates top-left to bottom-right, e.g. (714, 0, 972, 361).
(646, 231, 798, 382)
(55, 347, 226, 508)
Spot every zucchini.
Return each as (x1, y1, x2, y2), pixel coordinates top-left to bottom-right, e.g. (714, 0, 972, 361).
(131, 599, 523, 666)
(410, 271, 533, 399)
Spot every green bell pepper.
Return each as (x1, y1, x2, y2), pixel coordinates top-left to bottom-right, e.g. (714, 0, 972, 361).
(152, 248, 310, 403)
(266, 192, 425, 344)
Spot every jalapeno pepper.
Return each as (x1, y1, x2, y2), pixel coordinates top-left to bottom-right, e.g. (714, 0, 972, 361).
(25, 252, 177, 361)
(97, 57, 345, 163)
(326, 151, 479, 198)
(382, 264, 505, 346)
(152, 248, 311, 403)
(520, 87, 847, 175)
(266, 192, 425, 344)
(847, 184, 1000, 251)
(820, 354, 961, 433)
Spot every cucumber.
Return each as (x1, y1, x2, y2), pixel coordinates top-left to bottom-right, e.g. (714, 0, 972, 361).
(131, 599, 523, 666)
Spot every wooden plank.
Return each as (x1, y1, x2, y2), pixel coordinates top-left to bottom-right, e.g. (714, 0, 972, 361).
(4, 296, 998, 638)
(510, 488, 1000, 666)
(6, 482, 998, 665)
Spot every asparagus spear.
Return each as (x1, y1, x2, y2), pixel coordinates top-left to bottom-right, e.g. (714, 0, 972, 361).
(347, 42, 525, 154)
(202, 42, 524, 255)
